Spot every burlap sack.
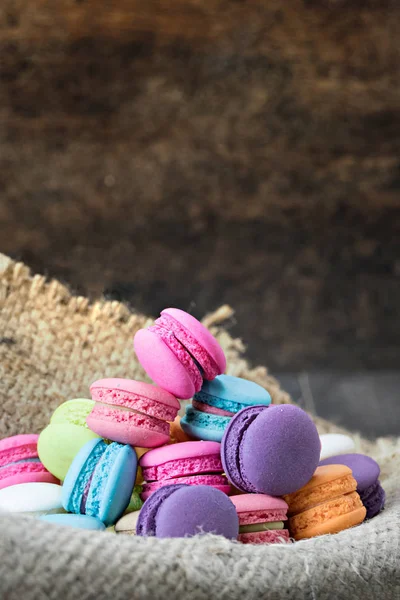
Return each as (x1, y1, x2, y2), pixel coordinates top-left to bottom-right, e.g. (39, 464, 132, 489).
(0, 253, 399, 600)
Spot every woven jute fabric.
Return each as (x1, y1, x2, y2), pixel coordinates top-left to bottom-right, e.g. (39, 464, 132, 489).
(0, 253, 399, 600)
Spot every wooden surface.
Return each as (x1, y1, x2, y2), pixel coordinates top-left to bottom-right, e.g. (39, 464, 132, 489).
(1, 0, 400, 370)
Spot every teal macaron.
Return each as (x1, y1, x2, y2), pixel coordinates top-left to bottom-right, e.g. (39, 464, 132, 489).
(181, 375, 272, 442)
(62, 439, 137, 526)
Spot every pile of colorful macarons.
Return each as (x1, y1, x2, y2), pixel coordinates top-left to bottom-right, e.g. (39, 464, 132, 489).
(0, 308, 386, 542)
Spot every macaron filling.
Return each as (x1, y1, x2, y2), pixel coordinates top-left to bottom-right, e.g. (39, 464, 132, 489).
(154, 314, 221, 380)
(192, 399, 235, 417)
(239, 521, 284, 533)
(91, 387, 177, 422)
(0, 457, 41, 469)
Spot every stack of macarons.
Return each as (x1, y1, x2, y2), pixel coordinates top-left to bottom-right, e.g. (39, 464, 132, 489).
(0, 307, 386, 541)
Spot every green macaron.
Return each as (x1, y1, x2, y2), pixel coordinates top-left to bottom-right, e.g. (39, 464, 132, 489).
(38, 398, 100, 481)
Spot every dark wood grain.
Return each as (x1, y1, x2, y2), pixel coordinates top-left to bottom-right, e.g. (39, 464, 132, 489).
(1, 1, 400, 369)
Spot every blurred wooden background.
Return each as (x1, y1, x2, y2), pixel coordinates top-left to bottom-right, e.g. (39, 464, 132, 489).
(1, 1, 400, 381)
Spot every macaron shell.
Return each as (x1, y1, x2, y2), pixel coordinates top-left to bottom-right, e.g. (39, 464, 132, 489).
(140, 440, 222, 468)
(0, 434, 39, 460)
(161, 308, 226, 376)
(319, 434, 356, 460)
(0, 482, 64, 515)
(137, 484, 188, 537)
(40, 513, 105, 531)
(141, 474, 231, 501)
(240, 405, 321, 496)
(90, 379, 179, 411)
(231, 493, 289, 516)
(134, 328, 197, 399)
(38, 423, 100, 481)
(198, 375, 271, 408)
(86, 404, 170, 447)
(181, 406, 230, 442)
(238, 529, 290, 545)
(142, 453, 223, 482)
(220, 405, 265, 492)
(49, 399, 95, 426)
(0, 464, 58, 490)
(154, 485, 239, 539)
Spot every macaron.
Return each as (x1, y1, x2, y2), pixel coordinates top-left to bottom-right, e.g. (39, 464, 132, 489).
(181, 375, 271, 442)
(38, 399, 100, 481)
(137, 484, 239, 539)
(230, 494, 291, 544)
(134, 308, 226, 399)
(40, 514, 106, 531)
(221, 404, 321, 496)
(115, 510, 141, 535)
(319, 434, 356, 461)
(319, 453, 385, 519)
(0, 482, 64, 517)
(0, 434, 59, 490)
(139, 441, 230, 500)
(88, 378, 180, 447)
(284, 465, 366, 540)
(62, 438, 137, 526)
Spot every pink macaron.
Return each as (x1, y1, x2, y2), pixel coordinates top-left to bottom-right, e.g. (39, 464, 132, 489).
(0, 434, 59, 490)
(134, 308, 226, 399)
(88, 378, 180, 447)
(230, 494, 291, 544)
(139, 440, 231, 500)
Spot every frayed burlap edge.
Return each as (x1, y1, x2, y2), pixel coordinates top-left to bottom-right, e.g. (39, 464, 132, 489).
(0, 253, 399, 600)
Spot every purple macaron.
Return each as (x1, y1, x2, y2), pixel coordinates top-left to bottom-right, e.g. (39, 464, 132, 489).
(136, 484, 239, 539)
(319, 453, 385, 519)
(221, 404, 321, 496)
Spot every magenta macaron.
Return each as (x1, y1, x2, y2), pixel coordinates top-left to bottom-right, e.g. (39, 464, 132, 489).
(0, 434, 58, 490)
(134, 308, 226, 399)
(230, 494, 291, 544)
(88, 378, 180, 447)
(139, 440, 231, 500)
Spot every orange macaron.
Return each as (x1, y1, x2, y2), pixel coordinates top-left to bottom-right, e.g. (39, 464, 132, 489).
(283, 464, 366, 541)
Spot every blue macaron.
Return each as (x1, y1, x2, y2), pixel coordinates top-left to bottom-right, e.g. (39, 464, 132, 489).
(40, 513, 106, 531)
(62, 439, 137, 526)
(181, 375, 272, 442)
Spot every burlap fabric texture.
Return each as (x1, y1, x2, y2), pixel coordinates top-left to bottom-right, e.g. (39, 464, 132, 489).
(0, 253, 399, 600)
